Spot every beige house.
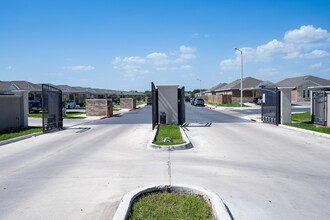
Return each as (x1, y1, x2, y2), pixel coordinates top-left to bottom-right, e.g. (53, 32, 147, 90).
(276, 75, 330, 102)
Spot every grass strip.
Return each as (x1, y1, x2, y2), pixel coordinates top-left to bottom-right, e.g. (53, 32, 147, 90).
(286, 123, 330, 134)
(153, 125, 186, 145)
(29, 111, 86, 119)
(136, 101, 146, 106)
(129, 192, 213, 220)
(291, 112, 311, 123)
(113, 107, 120, 111)
(0, 126, 42, 141)
(205, 102, 250, 107)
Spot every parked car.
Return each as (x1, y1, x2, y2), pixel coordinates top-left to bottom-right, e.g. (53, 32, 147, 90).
(191, 97, 196, 105)
(253, 97, 262, 105)
(65, 100, 76, 109)
(146, 97, 152, 105)
(185, 96, 190, 102)
(29, 100, 42, 113)
(194, 98, 205, 106)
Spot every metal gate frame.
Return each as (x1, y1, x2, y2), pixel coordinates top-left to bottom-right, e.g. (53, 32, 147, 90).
(42, 84, 63, 132)
(178, 86, 185, 125)
(311, 90, 327, 126)
(261, 86, 281, 125)
(151, 82, 158, 130)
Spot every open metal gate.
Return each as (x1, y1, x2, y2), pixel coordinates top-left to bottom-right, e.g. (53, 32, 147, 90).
(261, 86, 280, 125)
(151, 82, 158, 130)
(42, 84, 63, 132)
(178, 86, 185, 125)
(312, 90, 327, 126)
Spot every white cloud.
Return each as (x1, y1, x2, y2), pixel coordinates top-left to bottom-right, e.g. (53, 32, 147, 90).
(112, 57, 121, 64)
(65, 65, 95, 71)
(309, 62, 323, 69)
(284, 25, 330, 43)
(180, 65, 192, 70)
(190, 33, 199, 38)
(123, 56, 147, 64)
(180, 45, 197, 53)
(146, 52, 169, 65)
(220, 25, 330, 70)
(156, 67, 168, 71)
(204, 34, 209, 38)
(6, 66, 13, 70)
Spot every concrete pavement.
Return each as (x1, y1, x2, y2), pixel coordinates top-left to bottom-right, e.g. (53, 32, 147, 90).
(0, 104, 330, 219)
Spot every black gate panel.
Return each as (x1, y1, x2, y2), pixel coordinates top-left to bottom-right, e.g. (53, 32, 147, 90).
(42, 84, 63, 132)
(178, 86, 185, 125)
(151, 82, 158, 130)
(312, 90, 326, 126)
(261, 86, 280, 125)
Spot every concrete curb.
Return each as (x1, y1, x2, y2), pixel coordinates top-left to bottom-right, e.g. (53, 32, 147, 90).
(279, 124, 330, 139)
(147, 126, 193, 150)
(113, 184, 232, 220)
(0, 131, 43, 146)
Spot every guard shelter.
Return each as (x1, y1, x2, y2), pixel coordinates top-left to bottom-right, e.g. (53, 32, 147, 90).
(151, 83, 185, 129)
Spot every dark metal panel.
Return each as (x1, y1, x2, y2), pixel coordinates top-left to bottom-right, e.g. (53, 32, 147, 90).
(261, 86, 280, 125)
(312, 90, 326, 126)
(151, 82, 158, 130)
(42, 84, 63, 132)
(178, 86, 185, 125)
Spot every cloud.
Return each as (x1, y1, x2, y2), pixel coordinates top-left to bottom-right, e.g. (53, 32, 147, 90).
(65, 65, 95, 71)
(220, 25, 330, 70)
(122, 56, 147, 64)
(146, 52, 169, 65)
(190, 33, 199, 38)
(112, 57, 121, 64)
(180, 45, 197, 53)
(6, 66, 13, 70)
(309, 62, 323, 69)
(180, 65, 192, 70)
(284, 25, 330, 43)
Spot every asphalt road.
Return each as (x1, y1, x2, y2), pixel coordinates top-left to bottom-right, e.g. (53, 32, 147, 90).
(0, 104, 329, 219)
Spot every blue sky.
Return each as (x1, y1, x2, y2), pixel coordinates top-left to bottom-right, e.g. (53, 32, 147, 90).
(1, 0, 329, 91)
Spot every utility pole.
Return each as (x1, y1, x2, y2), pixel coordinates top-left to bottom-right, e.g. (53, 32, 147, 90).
(197, 78, 202, 96)
(235, 48, 243, 107)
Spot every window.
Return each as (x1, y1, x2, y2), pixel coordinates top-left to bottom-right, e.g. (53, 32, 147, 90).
(303, 90, 306, 98)
(307, 90, 310, 98)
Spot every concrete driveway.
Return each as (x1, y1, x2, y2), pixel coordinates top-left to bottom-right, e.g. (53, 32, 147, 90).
(0, 104, 329, 219)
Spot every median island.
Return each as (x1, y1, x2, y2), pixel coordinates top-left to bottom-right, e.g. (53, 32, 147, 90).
(153, 125, 186, 145)
(129, 191, 213, 219)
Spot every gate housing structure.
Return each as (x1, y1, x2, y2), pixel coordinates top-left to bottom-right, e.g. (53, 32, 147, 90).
(261, 86, 281, 125)
(311, 90, 327, 126)
(42, 84, 63, 132)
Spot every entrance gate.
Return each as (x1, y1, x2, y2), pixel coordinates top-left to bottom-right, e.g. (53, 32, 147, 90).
(261, 86, 281, 125)
(178, 86, 185, 125)
(151, 82, 158, 130)
(42, 84, 63, 132)
(312, 90, 327, 126)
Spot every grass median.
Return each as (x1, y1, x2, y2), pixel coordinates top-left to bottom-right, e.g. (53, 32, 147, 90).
(0, 126, 42, 141)
(153, 125, 186, 145)
(129, 192, 213, 220)
(29, 111, 86, 119)
(286, 112, 330, 134)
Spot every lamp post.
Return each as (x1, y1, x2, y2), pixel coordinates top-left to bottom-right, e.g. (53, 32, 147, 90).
(197, 78, 202, 96)
(235, 48, 243, 108)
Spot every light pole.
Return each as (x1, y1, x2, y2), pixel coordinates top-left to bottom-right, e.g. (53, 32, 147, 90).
(235, 48, 243, 107)
(197, 78, 202, 96)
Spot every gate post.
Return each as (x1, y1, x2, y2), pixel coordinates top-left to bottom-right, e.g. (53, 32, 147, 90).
(278, 87, 294, 124)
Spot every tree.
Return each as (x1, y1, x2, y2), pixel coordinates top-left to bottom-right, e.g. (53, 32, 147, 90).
(144, 90, 152, 97)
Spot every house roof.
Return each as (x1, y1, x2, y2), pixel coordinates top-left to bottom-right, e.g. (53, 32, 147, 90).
(205, 82, 227, 93)
(276, 75, 330, 88)
(0, 81, 42, 91)
(215, 77, 263, 91)
(257, 81, 277, 88)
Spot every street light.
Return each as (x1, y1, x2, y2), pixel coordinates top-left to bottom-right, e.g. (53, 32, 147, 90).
(197, 78, 202, 96)
(235, 48, 243, 108)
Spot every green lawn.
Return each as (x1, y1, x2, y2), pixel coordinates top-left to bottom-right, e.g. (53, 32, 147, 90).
(286, 111, 330, 134)
(113, 107, 120, 111)
(136, 101, 146, 106)
(291, 111, 311, 123)
(29, 111, 86, 119)
(153, 125, 185, 145)
(205, 102, 250, 107)
(0, 126, 42, 141)
(129, 192, 213, 220)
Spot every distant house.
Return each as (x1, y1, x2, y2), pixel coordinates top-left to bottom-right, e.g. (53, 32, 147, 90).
(215, 77, 263, 103)
(276, 75, 330, 102)
(205, 83, 227, 95)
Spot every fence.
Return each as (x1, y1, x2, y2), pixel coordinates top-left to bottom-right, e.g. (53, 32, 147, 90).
(198, 95, 232, 104)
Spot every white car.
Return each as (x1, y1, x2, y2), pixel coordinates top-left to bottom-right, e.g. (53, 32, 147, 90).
(65, 100, 76, 109)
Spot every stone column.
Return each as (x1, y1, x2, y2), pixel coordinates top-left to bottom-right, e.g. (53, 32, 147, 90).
(278, 87, 294, 124)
